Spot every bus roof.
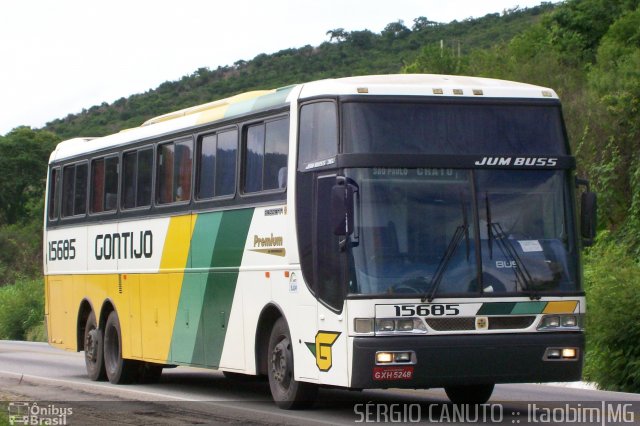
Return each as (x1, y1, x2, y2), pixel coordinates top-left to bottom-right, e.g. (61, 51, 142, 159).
(49, 74, 558, 163)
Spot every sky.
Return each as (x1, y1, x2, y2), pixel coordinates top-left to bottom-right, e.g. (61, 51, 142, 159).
(0, 0, 553, 136)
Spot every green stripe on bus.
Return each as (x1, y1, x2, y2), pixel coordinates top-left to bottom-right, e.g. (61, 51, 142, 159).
(477, 301, 548, 315)
(511, 301, 547, 314)
(170, 209, 254, 367)
(224, 86, 293, 118)
(476, 302, 516, 315)
(170, 212, 222, 365)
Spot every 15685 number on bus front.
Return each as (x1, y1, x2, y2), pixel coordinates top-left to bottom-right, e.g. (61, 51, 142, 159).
(394, 304, 460, 317)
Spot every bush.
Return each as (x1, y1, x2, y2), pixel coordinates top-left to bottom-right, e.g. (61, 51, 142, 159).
(583, 233, 640, 392)
(0, 278, 45, 341)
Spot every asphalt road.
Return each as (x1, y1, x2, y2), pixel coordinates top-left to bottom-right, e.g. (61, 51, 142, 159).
(0, 340, 638, 425)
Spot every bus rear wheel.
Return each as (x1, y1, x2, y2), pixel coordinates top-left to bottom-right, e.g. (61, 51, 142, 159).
(84, 311, 106, 381)
(444, 383, 495, 404)
(267, 318, 317, 409)
(103, 310, 139, 384)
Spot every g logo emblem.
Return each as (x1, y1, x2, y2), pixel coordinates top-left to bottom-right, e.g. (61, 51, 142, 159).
(305, 331, 341, 371)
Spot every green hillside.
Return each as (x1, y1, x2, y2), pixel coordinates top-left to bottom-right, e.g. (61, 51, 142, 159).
(1, 0, 639, 393)
(43, 3, 553, 139)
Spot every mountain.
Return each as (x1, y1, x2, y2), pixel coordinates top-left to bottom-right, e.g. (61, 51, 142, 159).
(43, 3, 554, 139)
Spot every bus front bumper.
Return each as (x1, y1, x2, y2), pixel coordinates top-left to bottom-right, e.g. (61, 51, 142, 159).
(351, 332, 584, 389)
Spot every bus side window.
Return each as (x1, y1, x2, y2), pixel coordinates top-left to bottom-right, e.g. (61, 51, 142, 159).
(62, 162, 88, 217)
(48, 168, 60, 221)
(62, 164, 75, 217)
(91, 159, 105, 213)
(243, 116, 289, 194)
(157, 139, 192, 204)
(197, 129, 237, 200)
(298, 102, 338, 170)
(137, 148, 153, 207)
(74, 163, 88, 215)
(122, 147, 153, 209)
(104, 157, 119, 211)
(91, 156, 119, 213)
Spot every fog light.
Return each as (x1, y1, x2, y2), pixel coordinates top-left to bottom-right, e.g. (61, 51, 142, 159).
(561, 315, 577, 327)
(396, 319, 414, 332)
(376, 319, 395, 332)
(354, 318, 374, 334)
(376, 352, 393, 363)
(394, 352, 412, 363)
(562, 348, 577, 359)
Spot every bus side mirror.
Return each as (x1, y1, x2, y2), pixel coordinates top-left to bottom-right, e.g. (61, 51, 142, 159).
(576, 178, 597, 247)
(580, 191, 597, 247)
(331, 177, 355, 236)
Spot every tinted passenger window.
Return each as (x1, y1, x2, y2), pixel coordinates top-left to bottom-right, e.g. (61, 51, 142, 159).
(298, 102, 338, 169)
(91, 156, 119, 213)
(197, 129, 237, 199)
(61, 162, 86, 217)
(244, 116, 289, 193)
(158, 139, 192, 204)
(123, 147, 153, 209)
(48, 168, 60, 220)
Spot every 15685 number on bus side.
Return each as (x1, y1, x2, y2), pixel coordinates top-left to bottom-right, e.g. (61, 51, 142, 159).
(48, 239, 76, 261)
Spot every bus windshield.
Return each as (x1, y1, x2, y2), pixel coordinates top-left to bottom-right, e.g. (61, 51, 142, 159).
(342, 101, 568, 155)
(345, 168, 579, 296)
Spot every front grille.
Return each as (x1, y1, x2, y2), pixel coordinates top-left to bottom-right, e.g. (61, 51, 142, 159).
(488, 316, 536, 330)
(426, 318, 475, 331)
(426, 316, 536, 331)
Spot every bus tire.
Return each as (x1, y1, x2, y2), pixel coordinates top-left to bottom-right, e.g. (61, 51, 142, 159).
(267, 318, 317, 409)
(103, 310, 139, 384)
(84, 311, 106, 381)
(444, 383, 495, 404)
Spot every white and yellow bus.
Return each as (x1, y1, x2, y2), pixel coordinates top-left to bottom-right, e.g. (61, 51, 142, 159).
(44, 74, 596, 408)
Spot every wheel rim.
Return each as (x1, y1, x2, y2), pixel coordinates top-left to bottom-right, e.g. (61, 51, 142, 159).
(271, 336, 292, 390)
(85, 328, 99, 364)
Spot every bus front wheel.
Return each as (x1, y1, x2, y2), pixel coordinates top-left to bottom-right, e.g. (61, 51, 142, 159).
(84, 311, 106, 381)
(103, 310, 139, 384)
(444, 383, 495, 404)
(267, 318, 317, 409)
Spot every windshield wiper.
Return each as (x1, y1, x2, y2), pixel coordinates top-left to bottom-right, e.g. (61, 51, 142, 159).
(485, 193, 539, 300)
(423, 196, 470, 303)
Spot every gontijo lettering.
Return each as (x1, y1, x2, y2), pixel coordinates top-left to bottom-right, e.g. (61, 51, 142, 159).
(95, 230, 153, 260)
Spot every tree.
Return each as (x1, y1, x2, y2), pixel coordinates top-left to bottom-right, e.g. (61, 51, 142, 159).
(326, 28, 348, 43)
(382, 20, 410, 39)
(412, 16, 439, 31)
(403, 43, 467, 75)
(0, 127, 59, 225)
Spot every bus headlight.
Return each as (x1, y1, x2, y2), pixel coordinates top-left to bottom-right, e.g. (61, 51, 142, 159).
(538, 314, 582, 330)
(376, 319, 395, 332)
(374, 318, 427, 334)
(396, 319, 414, 331)
(561, 315, 577, 327)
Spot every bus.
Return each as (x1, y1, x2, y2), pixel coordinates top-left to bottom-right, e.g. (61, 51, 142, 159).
(44, 74, 596, 408)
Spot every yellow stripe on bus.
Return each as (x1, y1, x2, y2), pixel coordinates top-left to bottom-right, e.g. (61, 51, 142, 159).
(543, 301, 578, 314)
(137, 214, 196, 362)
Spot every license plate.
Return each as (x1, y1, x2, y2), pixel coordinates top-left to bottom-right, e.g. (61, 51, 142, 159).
(373, 366, 414, 381)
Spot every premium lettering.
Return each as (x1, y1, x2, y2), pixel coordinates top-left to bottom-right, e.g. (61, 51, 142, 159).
(253, 233, 283, 248)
